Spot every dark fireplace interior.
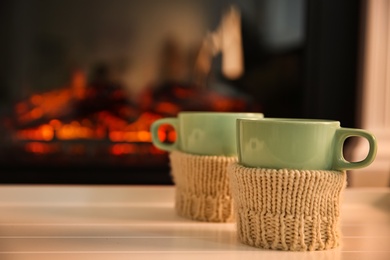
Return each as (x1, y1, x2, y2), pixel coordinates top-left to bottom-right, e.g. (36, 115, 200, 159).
(0, 0, 361, 184)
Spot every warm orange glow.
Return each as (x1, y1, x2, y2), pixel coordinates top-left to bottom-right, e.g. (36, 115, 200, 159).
(155, 102, 180, 114)
(98, 112, 128, 129)
(17, 124, 54, 141)
(25, 142, 57, 154)
(41, 124, 54, 141)
(155, 124, 176, 143)
(111, 144, 137, 155)
(213, 99, 233, 111)
(56, 122, 95, 140)
(168, 131, 177, 142)
(124, 132, 138, 142)
(10, 66, 252, 159)
(157, 130, 166, 142)
(49, 119, 62, 129)
(14, 89, 239, 156)
(30, 108, 43, 119)
(109, 130, 152, 143)
(95, 126, 107, 139)
(71, 70, 87, 99)
(150, 146, 166, 155)
(31, 95, 43, 106)
(109, 131, 122, 142)
(137, 131, 151, 142)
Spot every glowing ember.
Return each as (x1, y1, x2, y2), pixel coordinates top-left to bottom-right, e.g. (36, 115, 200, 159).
(24, 142, 58, 154)
(6, 68, 256, 159)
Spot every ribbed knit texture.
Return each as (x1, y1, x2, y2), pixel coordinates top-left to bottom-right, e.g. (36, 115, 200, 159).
(228, 163, 347, 251)
(169, 150, 237, 222)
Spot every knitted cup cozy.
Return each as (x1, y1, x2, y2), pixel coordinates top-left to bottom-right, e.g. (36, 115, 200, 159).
(169, 150, 237, 222)
(228, 163, 347, 251)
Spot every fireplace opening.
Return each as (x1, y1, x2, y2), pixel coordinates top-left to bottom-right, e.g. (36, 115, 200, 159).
(0, 59, 260, 183)
(0, 1, 361, 184)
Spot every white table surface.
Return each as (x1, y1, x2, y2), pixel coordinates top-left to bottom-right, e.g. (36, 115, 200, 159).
(0, 185, 388, 260)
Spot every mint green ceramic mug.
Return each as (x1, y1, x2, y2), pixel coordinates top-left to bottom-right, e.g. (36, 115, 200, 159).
(151, 112, 264, 156)
(237, 118, 377, 170)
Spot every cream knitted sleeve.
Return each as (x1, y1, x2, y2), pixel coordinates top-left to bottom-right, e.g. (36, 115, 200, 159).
(228, 162, 347, 251)
(169, 150, 237, 222)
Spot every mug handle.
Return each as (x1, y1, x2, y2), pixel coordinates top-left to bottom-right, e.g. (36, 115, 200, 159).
(333, 128, 377, 170)
(150, 118, 179, 152)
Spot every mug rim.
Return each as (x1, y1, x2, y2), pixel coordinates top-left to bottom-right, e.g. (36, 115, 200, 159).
(238, 117, 340, 125)
(178, 111, 264, 117)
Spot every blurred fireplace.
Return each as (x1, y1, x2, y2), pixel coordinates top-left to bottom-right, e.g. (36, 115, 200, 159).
(0, 64, 258, 184)
(0, 0, 362, 184)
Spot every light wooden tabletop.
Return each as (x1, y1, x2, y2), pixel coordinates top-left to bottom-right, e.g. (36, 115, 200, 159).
(0, 185, 388, 260)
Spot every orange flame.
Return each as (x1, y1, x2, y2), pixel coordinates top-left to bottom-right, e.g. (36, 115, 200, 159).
(12, 68, 248, 157)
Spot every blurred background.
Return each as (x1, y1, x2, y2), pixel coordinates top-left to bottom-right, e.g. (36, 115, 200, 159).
(0, 0, 388, 186)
